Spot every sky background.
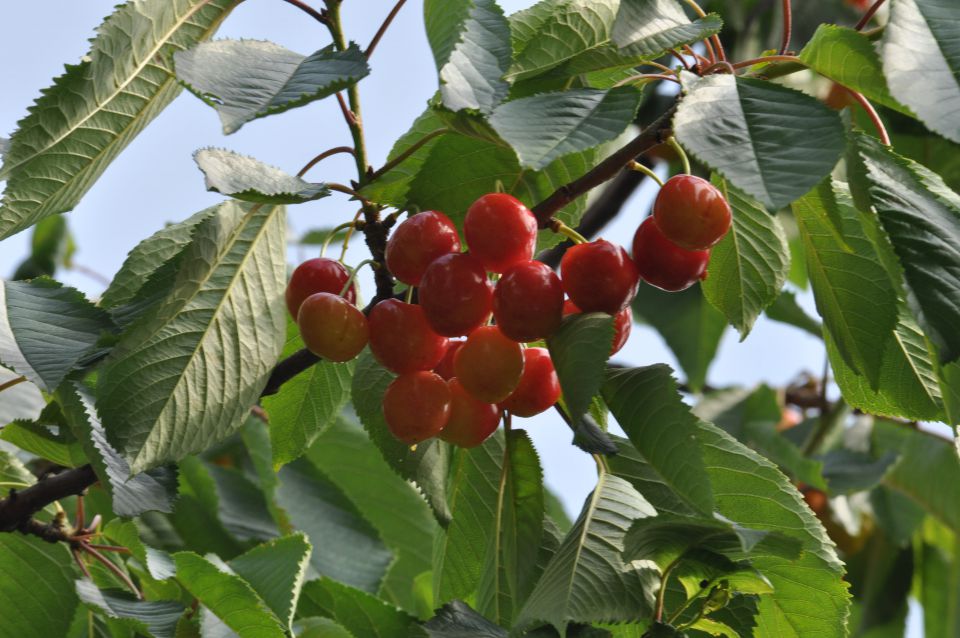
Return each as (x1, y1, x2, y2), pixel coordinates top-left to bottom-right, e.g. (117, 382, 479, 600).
(0, 1, 920, 634)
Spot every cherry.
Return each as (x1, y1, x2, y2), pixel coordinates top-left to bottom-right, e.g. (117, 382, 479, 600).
(368, 299, 448, 373)
(297, 293, 368, 362)
(434, 340, 464, 380)
(631, 217, 709, 292)
(418, 253, 493, 337)
(653, 175, 731, 250)
(285, 257, 356, 318)
(560, 239, 639, 314)
(464, 193, 538, 273)
(440, 379, 502, 448)
(454, 326, 524, 403)
(493, 261, 564, 342)
(499, 348, 561, 417)
(562, 300, 632, 355)
(385, 210, 461, 286)
(382, 371, 451, 444)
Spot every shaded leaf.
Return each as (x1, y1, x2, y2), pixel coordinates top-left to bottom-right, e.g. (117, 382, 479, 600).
(75, 581, 184, 638)
(422, 600, 507, 637)
(764, 289, 822, 337)
(194, 148, 330, 204)
(612, 0, 723, 57)
(819, 448, 898, 494)
(0, 536, 77, 638)
(547, 313, 614, 424)
(297, 577, 418, 638)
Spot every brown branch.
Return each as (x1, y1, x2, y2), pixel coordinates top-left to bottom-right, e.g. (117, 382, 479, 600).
(0, 465, 96, 533)
(0, 375, 27, 393)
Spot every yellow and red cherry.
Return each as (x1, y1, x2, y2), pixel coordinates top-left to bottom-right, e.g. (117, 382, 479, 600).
(440, 379, 502, 448)
(297, 293, 368, 362)
(653, 175, 731, 250)
(562, 300, 632, 355)
(385, 210, 461, 286)
(464, 193, 538, 273)
(454, 326, 524, 403)
(286, 257, 356, 318)
(434, 340, 464, 380)
(499, 348, 561, 417)
(418, 253, 493, 337)
(493, 261, 564, 342)
(368, 299, 448, 374)
(560, 239, 640, 314)
(382, 371, 451, 444)
(632, 217, 709, 292)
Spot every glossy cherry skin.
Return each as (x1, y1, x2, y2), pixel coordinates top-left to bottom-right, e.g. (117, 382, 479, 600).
(499, 348, 561, 417)
(464, 193, 538, 273)
(385, 210, 462, 285)
(631, 217, 709, 292)
(454, 326, 524, 403)
(440, 379, 502, 448)
(563, 300, 632, 355)
(653, 175, 732, 250)
(560, 240, 640, 314)
(382, 371, 451, 444)
(368, 299, 448, 374)
(434, 340, 465, 380)
(418, 253, 493, 337)
(493, 261, 564, 342)
(297, 293, 368, 362)
(286, 258, 357, 318)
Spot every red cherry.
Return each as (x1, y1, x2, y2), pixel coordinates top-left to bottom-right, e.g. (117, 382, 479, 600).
(385, 210, 461, 286)
(418, 253, 493, 337)
(440, 379, 502, 448)
(632, 217, 709, 292)
(464, 193, 538, 273)
(368, 299, 448, 373)
(286, 258, 357, 318)
(434, 340, 464, 380)
(499, 348, 561, 417)
(382, 371, 451, 444)
(454, 326, 524, 403)
(653, 175, 731, 250)
(562, 300, 632, 355)
(560, 240, 639, 314)
(493, 261, 564, 342)
(297, 293, 368, 362)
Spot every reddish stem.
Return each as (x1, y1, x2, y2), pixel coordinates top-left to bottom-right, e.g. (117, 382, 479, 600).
(280, 0, 327, 24)
(669, 49, 692, 71)
(855, 0, 887, 31)
(297, 146, 356, 177)
(82, 544, 143, 600)
(335, 92, 356, 127)
(731, 54, 802, 69)
(842, 87, 891, 146)
(779, 0, 793, 54)
(366, 0, 408, 59)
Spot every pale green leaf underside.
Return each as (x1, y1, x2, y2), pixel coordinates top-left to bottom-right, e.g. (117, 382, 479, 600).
(195, 148, 330, 204)
(612, 0, 722, 58)
(76, 581, 184, 638)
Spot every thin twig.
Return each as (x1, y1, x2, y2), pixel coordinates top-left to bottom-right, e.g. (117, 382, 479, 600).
(779, 0, 793, 54)
(731, 54, 802, 69)
(326, 182, 368, 200)
(368, 129, 449, 181)
(82, 544, 143, 599)
(365, 0, 408, 59)
(297, 146, 356, 177)
(668, 49, 692, 71)
(855, 0, 887, 31)
(842, 87, 891, 145)
(70, 263, 111, 287)
(280, 0, 327, 24)
(0, 375, 27, 393)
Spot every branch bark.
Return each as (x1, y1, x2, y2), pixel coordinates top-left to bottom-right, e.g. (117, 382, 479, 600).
(0, 465, 96, 533)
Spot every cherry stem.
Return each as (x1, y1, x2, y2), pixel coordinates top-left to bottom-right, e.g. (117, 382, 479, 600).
(841, 87, 891, 146)
(628, 161, 664, 186)
(702, 37, 718, 65)
(365, 0, 408, 60)
(855, 0, 887, 31)
(0, 375, 27, 393)
(297, 146, 356, 178)
(668, 48, 692, 71)
(550, 220, 589, 245)
(779, 0, 793, 54)
(72, 548, 93, 579)
(405, 286, 414, 304)
(667, 137, 692, 175)
(320, 220, 358, 257)
(701, 61, 736, 75)
(682, 45, 711, 71)
(280, 0, 328, 24)
(85, 544, 131, 554)
(340, 209, 365, 262)
(613, 73, 680, 88)
(75, 494, 85, 532)
(326, 183, 368, 201)
(732, 54, 802, 69)
(641, 61, 675, 74)
(82, 543, 143, 600)
(339, 259, 377, 298)
(654, 559, 680, 622)
(680, 0, 727, 62)
(368, 128, 449, 181)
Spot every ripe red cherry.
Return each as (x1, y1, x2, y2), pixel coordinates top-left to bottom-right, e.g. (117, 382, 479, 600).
(434, 340, 464, 380)
(440, 379, 502, 448)
(286, 258, 356, 318)
(653, 175, 731, 250)
(368, 299, 448, 373)
(562, 300, 632, 355)
(297, 293, 368, 362)
(499, 348, 561, 417)
(454, 326, 524, 403)
(632, 217, 709, 292)
(464, 193, 538, 273)
(493, 261, 564, 342)
(382, 371, 451, 444)
(418, 253, 493, 337)
(385, 210, 461, 285)
(560, 240, 639, 314)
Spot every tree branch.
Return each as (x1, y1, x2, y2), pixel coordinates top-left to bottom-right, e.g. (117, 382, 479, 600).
(0, 465, 96, 533)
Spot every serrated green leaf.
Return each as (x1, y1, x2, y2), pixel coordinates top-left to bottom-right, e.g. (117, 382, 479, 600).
(0, 278, 113, 391)
(207, 463, 280, 543)
(297, 577, 418, 638)
(97, 201, 287, 473)
(168, 457, 246, 558)
(0, 416, 87, 469)
(101, 518, 176, 583)
(0, 0, 241, 240)
(194, 148, 330, 204)
(547, 313, 615, 424)
(916, 522, 960, 638)
(422, 600, 507, 637)
(702, 177, 790, 338)
(175, 40, 370, 134)
(75, 581, 184, 638)
(0, 535, 78, 638)
(612, 0, 722, 58)
(674, 73, 845, 210)
(229, 534, 311, 632)
(763, 289, 822, 337)
(819, 448, 898, 494)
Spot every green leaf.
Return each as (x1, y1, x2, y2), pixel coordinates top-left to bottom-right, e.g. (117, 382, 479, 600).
(207, 463, 280, 543)
(764, 289, 822, 338)
(13, 215, 74, 280)
(194, 148, 330, 204)
(229, 534, 311, 632)
(0, 535, 78, 638)
(351, 350, 452, 524)
(75, 581, 184, 638)
(702, 176, 790, 338)
(916, 522, 960, 638)
(297, 578, 418, 638)
(425, 0, 511, 114)
(819, 448, 898, 494)
(793, 179, 898, 387)
(674, 73, 845, 210)
(0, 405, 87, 468)
(631, 283, 725, 392)
(97, 201, 287, 473)
(847, 133, 960, 363)
(175, 40, 370, 134)
(489, 87, 642, 170)
(547, 313, 615, 424)
(168, 457, 247, 557)
(0, 278, 113, 391)
(0, 0, 241, 240)
(516, 474, 658, 633)
(603, 365, 715, 516)
(612, 0, 723, 57)
(881, 0, 960, 143)
(422, 600, 507, 637)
